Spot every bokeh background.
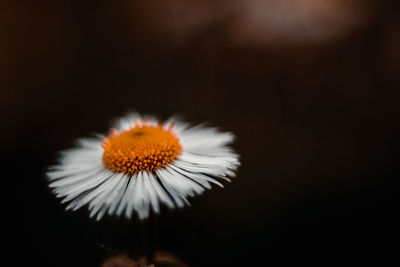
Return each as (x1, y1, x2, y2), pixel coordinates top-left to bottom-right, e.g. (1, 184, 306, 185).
(2, 0, 400, 266)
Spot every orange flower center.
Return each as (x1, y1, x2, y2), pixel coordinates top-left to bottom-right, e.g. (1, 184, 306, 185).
(102, 124, 182, 175)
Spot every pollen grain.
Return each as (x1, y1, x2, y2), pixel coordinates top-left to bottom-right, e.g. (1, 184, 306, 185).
(102, 124, 182, 175)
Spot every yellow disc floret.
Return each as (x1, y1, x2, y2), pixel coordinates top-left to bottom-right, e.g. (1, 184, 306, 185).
(102, 124, 182, 175)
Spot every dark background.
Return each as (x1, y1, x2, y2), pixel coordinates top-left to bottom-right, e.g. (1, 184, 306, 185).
(2, 0, 400, 266)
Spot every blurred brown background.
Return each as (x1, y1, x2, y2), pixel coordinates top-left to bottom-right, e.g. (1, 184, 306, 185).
(1, 0, 400, 266)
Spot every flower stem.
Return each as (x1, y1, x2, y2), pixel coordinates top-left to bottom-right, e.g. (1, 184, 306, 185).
(139, 213, 159, 263)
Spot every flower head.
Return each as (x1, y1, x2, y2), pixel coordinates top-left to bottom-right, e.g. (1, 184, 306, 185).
(47, 113, 240, 220)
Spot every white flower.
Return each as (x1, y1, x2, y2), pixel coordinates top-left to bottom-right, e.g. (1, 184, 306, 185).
(47, 113, 240, 220)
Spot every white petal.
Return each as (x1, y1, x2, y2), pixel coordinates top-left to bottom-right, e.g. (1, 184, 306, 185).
(148, 173, 174, 209)
(95, 173, 127, 220)
(173, 160, 226, 177)
(179, 153, 238, 168)
(55, 170, 108, 200)
(47, 163, 101, 181)
(49, 166, 103, 188)
(88, 173, 125, 219)
(121, 176, 137, 218)
(65, 170, 114, 210)
(142, 172, 160, 213)
(67, 172, 116, 210)
(75, 137, 103, 148)
(169, 164, 222, 188)
(156, 168, 189, 208)
(108, 175, 130, 216)
(133, 172, 150, 219)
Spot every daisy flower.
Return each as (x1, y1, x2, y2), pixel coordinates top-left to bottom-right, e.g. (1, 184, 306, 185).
(47, 113, 240, 220)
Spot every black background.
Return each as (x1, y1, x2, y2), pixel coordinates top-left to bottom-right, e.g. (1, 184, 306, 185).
(2, 1, 400, 266)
